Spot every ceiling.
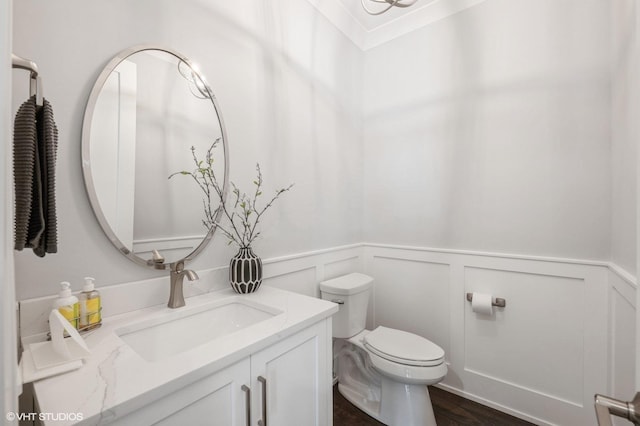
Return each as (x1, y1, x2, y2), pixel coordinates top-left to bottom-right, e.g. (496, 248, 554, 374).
(306, 0, 486, 50)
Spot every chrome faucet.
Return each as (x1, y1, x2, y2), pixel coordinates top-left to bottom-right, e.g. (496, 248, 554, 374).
(168, 261, 199, 308)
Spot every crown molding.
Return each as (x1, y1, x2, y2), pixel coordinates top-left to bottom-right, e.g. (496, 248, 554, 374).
(307, 0, 486, 50)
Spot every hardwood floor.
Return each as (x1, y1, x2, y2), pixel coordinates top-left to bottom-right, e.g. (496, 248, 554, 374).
(333, 385, 535, 426)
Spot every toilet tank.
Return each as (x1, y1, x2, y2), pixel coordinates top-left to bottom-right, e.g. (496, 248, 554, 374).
(320, 273, 373, 338)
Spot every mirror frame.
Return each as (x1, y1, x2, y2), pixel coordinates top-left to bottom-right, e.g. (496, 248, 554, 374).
(81, 45, 229, 270)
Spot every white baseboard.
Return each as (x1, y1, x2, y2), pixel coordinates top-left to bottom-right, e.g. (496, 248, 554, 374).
(435, 383, 552, 426)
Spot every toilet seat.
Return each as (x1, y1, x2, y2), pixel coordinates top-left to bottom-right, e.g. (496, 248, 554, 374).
(366, 349, 448, 385)
(363, 326, 444, 367)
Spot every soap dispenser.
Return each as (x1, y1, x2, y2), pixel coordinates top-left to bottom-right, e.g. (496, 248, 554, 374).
(79, 277, 102, 330)
(53, 281, 79, 329)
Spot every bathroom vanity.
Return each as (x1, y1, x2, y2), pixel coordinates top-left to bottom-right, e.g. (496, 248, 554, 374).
(30, 287, 338, 425)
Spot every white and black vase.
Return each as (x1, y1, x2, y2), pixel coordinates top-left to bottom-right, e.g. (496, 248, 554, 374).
(229, 246, 263, 294)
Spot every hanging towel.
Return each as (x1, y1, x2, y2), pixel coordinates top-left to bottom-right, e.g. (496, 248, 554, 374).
(13, 96, 59, 256)
(13, 96, 37, 251)
(33, 98, 59, 256)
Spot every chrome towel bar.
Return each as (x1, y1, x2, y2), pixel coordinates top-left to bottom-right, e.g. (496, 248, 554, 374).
(466, 293, 506, 308)
(12, 53, 43, 106)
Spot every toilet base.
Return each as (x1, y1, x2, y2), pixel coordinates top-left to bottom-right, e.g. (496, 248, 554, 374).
(338, 383, 381, 420)
(338, 377, 436, 426)
(335, 333, 442, 426)
(336, 341, 437, 426)
(380, 377, 436, 425)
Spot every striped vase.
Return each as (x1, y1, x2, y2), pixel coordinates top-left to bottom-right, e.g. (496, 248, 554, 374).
(229, 246, 263, 294)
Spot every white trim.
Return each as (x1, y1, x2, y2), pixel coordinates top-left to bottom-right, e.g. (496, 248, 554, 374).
(463, 366, 583, 408)
(305, 0, 367, 50)
(365, 243, 640, 284)
(608, 275, 636, 399)
(362, 0, 486, 50)
(133, 235, 208, 245)
(261, 243, 363, 265)
(609, 268, 637, 308)
(365, 242, 610, 267)
(132, 235, 207, 257)
(306, 0, 487, 51)
(434, 383, 552, 426)
(608, 262, 637, 288)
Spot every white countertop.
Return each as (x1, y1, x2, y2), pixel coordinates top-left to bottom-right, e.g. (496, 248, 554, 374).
(30, 286, 338, 425)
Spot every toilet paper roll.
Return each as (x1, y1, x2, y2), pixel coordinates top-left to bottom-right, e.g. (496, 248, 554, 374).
(471, 292, 494, 315)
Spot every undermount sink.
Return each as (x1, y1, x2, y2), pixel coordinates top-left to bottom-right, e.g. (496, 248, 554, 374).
(116, 298, 282, 362)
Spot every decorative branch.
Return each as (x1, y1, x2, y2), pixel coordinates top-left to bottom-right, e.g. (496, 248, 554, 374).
(169, 138, 294, 248)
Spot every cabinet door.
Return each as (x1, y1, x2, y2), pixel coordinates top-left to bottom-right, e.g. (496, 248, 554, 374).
(250, 320, 332, 426)
(116, 357, 251, 426)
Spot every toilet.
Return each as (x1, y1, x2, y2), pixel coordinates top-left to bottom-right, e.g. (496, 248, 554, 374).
(321, 273, 447, 426)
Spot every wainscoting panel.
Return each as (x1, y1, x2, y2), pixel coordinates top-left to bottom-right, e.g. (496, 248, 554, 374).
(324, 256, 362, 282)
(262, 245, 364, 297)
(464, 266, 585, 406)
(608, 268, 636, 424)
(18, 243, 635, 426)
(263, 267, 317, 296)
(19, 244, 363, 338)
(363, 244, 612, 426)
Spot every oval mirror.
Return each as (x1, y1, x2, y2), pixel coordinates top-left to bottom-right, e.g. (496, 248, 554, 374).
(82, 46, 229, 269)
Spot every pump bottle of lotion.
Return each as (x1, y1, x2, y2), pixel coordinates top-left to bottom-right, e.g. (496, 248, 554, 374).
(79, 277, 101, 330)
(53, 281, 79, 329)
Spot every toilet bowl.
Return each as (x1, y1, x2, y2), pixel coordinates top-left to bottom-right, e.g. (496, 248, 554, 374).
(320, 273, 447, 426)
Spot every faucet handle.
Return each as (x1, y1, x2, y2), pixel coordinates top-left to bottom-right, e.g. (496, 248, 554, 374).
(174, 261, 199, 281)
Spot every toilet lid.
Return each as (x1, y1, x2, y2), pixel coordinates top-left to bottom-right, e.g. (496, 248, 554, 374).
(363, 326, 444, 367)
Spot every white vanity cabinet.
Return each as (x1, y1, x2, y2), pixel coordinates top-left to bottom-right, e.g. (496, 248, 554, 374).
(30, 287, 338, 426)
(250, 319, 332, 426)
(115, 319, 332, 426)
(115, 358, 251, 426)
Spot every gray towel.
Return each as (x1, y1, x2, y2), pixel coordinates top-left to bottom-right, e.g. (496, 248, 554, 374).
(13, 96, 58, 256)
(13, 96, 37, 251)
(33, 98, 58, 256)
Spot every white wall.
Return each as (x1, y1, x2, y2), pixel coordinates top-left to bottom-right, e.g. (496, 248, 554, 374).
(610, 0, 640, 400)
(359, 0, 637, 422)
(12, 0, 364, 300)
(363, 0, 611, 260)
(611, 0, 638, 279)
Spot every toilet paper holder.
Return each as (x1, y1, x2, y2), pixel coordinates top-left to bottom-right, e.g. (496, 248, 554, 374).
(466, 293, 506, 308)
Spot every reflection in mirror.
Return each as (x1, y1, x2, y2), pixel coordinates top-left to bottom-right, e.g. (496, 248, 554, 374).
(82, 46, 228, 269)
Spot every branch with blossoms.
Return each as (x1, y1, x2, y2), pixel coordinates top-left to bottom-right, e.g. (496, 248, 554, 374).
(169, 138, 294, 248)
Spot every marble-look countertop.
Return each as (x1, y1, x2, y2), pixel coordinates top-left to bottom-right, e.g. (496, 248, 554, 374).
(30, 286, 338, 425)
